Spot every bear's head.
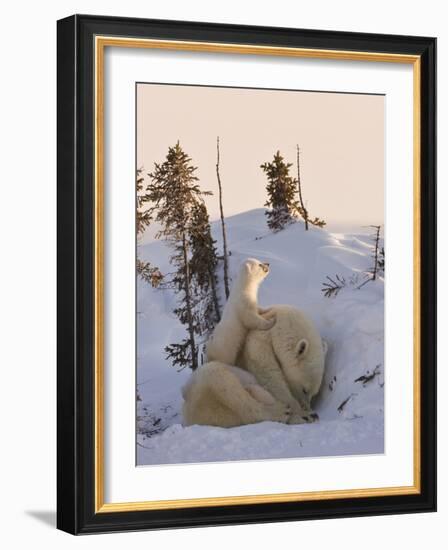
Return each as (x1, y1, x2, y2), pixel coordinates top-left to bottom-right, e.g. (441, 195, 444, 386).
(242, 258, 271, 283)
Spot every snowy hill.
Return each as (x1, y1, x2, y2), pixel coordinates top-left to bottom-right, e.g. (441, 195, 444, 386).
(137, 209, 384, 465)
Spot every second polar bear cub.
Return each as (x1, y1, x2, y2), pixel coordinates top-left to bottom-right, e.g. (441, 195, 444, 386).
(206, 258, 276, 365)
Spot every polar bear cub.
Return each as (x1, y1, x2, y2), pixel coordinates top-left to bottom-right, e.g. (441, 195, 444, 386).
(182, 361, 293, 428)
(206, 258, 276, 365)
(237, 305, 327, 420)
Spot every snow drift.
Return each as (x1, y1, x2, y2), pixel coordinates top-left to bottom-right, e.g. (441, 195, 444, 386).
(137, 209, 384, 465)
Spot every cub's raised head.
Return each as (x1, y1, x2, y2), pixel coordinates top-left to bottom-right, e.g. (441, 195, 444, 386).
(241, 258, 271, 283)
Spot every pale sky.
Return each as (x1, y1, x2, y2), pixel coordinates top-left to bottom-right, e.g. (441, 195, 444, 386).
(137, 83, 384, 228)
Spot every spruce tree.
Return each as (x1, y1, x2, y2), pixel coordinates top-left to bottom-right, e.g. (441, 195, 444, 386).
(136, 168, 163, 287)
(261, 151, 300, 232)
(189, 200, 221, 332)
(146, 142, 209, 370)
(164, 238, 202, 370)
(136, 258, 163, 288)
(136, 168, 152, 235)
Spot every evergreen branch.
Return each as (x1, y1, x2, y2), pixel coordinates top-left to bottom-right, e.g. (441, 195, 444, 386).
(354, 365, 381, 386)
(321, 274, 346, 298)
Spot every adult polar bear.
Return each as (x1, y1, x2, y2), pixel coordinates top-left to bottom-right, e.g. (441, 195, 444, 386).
(237, 305, 328, 421)
(182, 258, 327, 427)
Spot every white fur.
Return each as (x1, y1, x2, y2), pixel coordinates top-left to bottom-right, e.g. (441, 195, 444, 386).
(182, 362, 293, 428)
(206, 258, 276, 365)
(237, 305, 327, 422)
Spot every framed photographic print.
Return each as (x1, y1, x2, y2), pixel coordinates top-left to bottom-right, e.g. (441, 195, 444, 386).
(57, 14, 436, 534)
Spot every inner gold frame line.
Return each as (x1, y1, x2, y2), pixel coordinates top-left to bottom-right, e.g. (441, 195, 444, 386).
(94, 35, 421, 514)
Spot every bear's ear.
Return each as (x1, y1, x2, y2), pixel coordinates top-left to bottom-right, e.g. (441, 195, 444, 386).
(244, 261, 252, 274)
(295, 339, 309, 358)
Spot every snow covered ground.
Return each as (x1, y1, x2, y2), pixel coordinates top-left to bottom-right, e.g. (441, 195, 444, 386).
(136, 209, 384, 465)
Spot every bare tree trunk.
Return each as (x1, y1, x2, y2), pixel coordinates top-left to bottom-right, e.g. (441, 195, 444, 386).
(371, 225, 381, 281)
(208, 269, 221, 322)
(181, 231, 197, 370)
(216, 136, 230, 299)
(296, 145, 309, 231)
